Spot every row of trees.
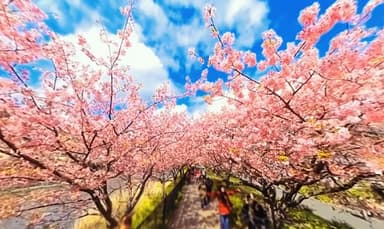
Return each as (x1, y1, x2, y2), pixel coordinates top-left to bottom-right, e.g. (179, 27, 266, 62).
(0, 0, 383, 228)
(187, 0, 384, 227)
(0, 1, 191, 228)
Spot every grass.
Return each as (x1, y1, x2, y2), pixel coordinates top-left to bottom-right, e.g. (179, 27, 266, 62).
(131, 180, 174, 228)
(316, 194, 334, 204)
(228, 193, 246, 229)
(300, 181, 383, 206)
(207, 171, 242, 185)
(74, 214, 107, 229)
(135, 179, 185, 229)
(345, 182, 379, 201)
(299, 186, 334, 204)
(74, 179, 178, 229)
(281, 207, 353, 229)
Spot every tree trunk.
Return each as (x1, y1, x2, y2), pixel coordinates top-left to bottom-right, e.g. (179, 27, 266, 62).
(82, 188, 119, 229)
(224, 173, 231, 187)
(268, 202, 289, 229)
(118, 214, 132, 229)
(106, 216, 119, 229)
(268, 203, 278, 229)
(161, 181, 167, 226)
(173, 170, 178, 182)
(263, 187, 282, 229)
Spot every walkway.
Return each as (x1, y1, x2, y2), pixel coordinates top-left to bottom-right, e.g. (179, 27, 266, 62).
(168, 184, 219, 229)
(170, 183, 384, 229)
(302, 198, 384, 229)
(274, 188, 384, 229)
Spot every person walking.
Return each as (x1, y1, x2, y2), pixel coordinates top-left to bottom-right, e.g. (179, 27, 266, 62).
(195, 168, 201, 183)
(253, 201, 268, 229)
(198, 182, 208, 209)
(242, 194, 268, 229)
(242, 194, 257, 229)
(210, 184, 239, 229)
(205, 177, 213, 204)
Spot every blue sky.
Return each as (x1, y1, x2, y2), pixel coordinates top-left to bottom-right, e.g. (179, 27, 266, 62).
(28, 0, 384, 113)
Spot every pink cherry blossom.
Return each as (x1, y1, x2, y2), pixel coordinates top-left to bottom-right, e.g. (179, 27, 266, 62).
(203, 4, 216, 23)
(1, 1, 384, 227)
(243, 51, 257, 67)
(298, 2, 320, 27)
(186, 2, 384, 220)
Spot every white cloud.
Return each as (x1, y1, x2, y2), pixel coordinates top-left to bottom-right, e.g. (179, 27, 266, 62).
(137, 0, 169, 24)
(189, 90, 238, 118)
(33, 0, 270, 112)
(174, 18, 206, 47)
(35, 0, 63, 19)
(34, 0, 269, 72)
(161, 0, 269, 44)
(190, 97, 228, 118)
(225, 0, 266, 26)
(59, 26, 178, 99)
(134, 0, 269, 72)
(34, 0, 180, 99)
(224, 0, 268, 45)
(154, 103, 188, 115)
(173, 104, 188, 113)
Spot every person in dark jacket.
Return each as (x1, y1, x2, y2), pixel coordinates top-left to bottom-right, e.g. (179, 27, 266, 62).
(205, 177, 213, 203)
(242, 194, 257, 229)
(198, 183, 208, 208)
(242, 194, 268, 229)
(253, 201, 268, 229)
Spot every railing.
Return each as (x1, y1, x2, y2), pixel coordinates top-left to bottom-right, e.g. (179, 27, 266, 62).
(135, 173, 187, 229)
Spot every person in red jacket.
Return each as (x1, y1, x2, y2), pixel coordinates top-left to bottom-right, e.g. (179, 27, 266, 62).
(211, 184, 239, 229)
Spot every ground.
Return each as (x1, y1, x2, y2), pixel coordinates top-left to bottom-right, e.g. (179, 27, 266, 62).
(169, 183, 220, 229)
(168, 178, 384, 229)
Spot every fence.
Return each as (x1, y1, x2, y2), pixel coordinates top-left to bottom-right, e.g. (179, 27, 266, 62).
(135, 173, 187, 229)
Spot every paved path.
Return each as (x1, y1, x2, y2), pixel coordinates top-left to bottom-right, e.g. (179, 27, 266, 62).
(302, 198, 384, 229)
(274, 188, 384, 229)
(168, 184, 220, 229)
(170, 184, 384, 229)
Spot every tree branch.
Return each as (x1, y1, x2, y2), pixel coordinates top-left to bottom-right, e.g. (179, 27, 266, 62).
(19, 198, 91, 212)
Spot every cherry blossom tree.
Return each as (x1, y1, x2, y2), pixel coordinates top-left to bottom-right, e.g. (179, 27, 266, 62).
(1, 0, 384, 228)
(188, 0, 384, 227)
(0, 1, 187, 228)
